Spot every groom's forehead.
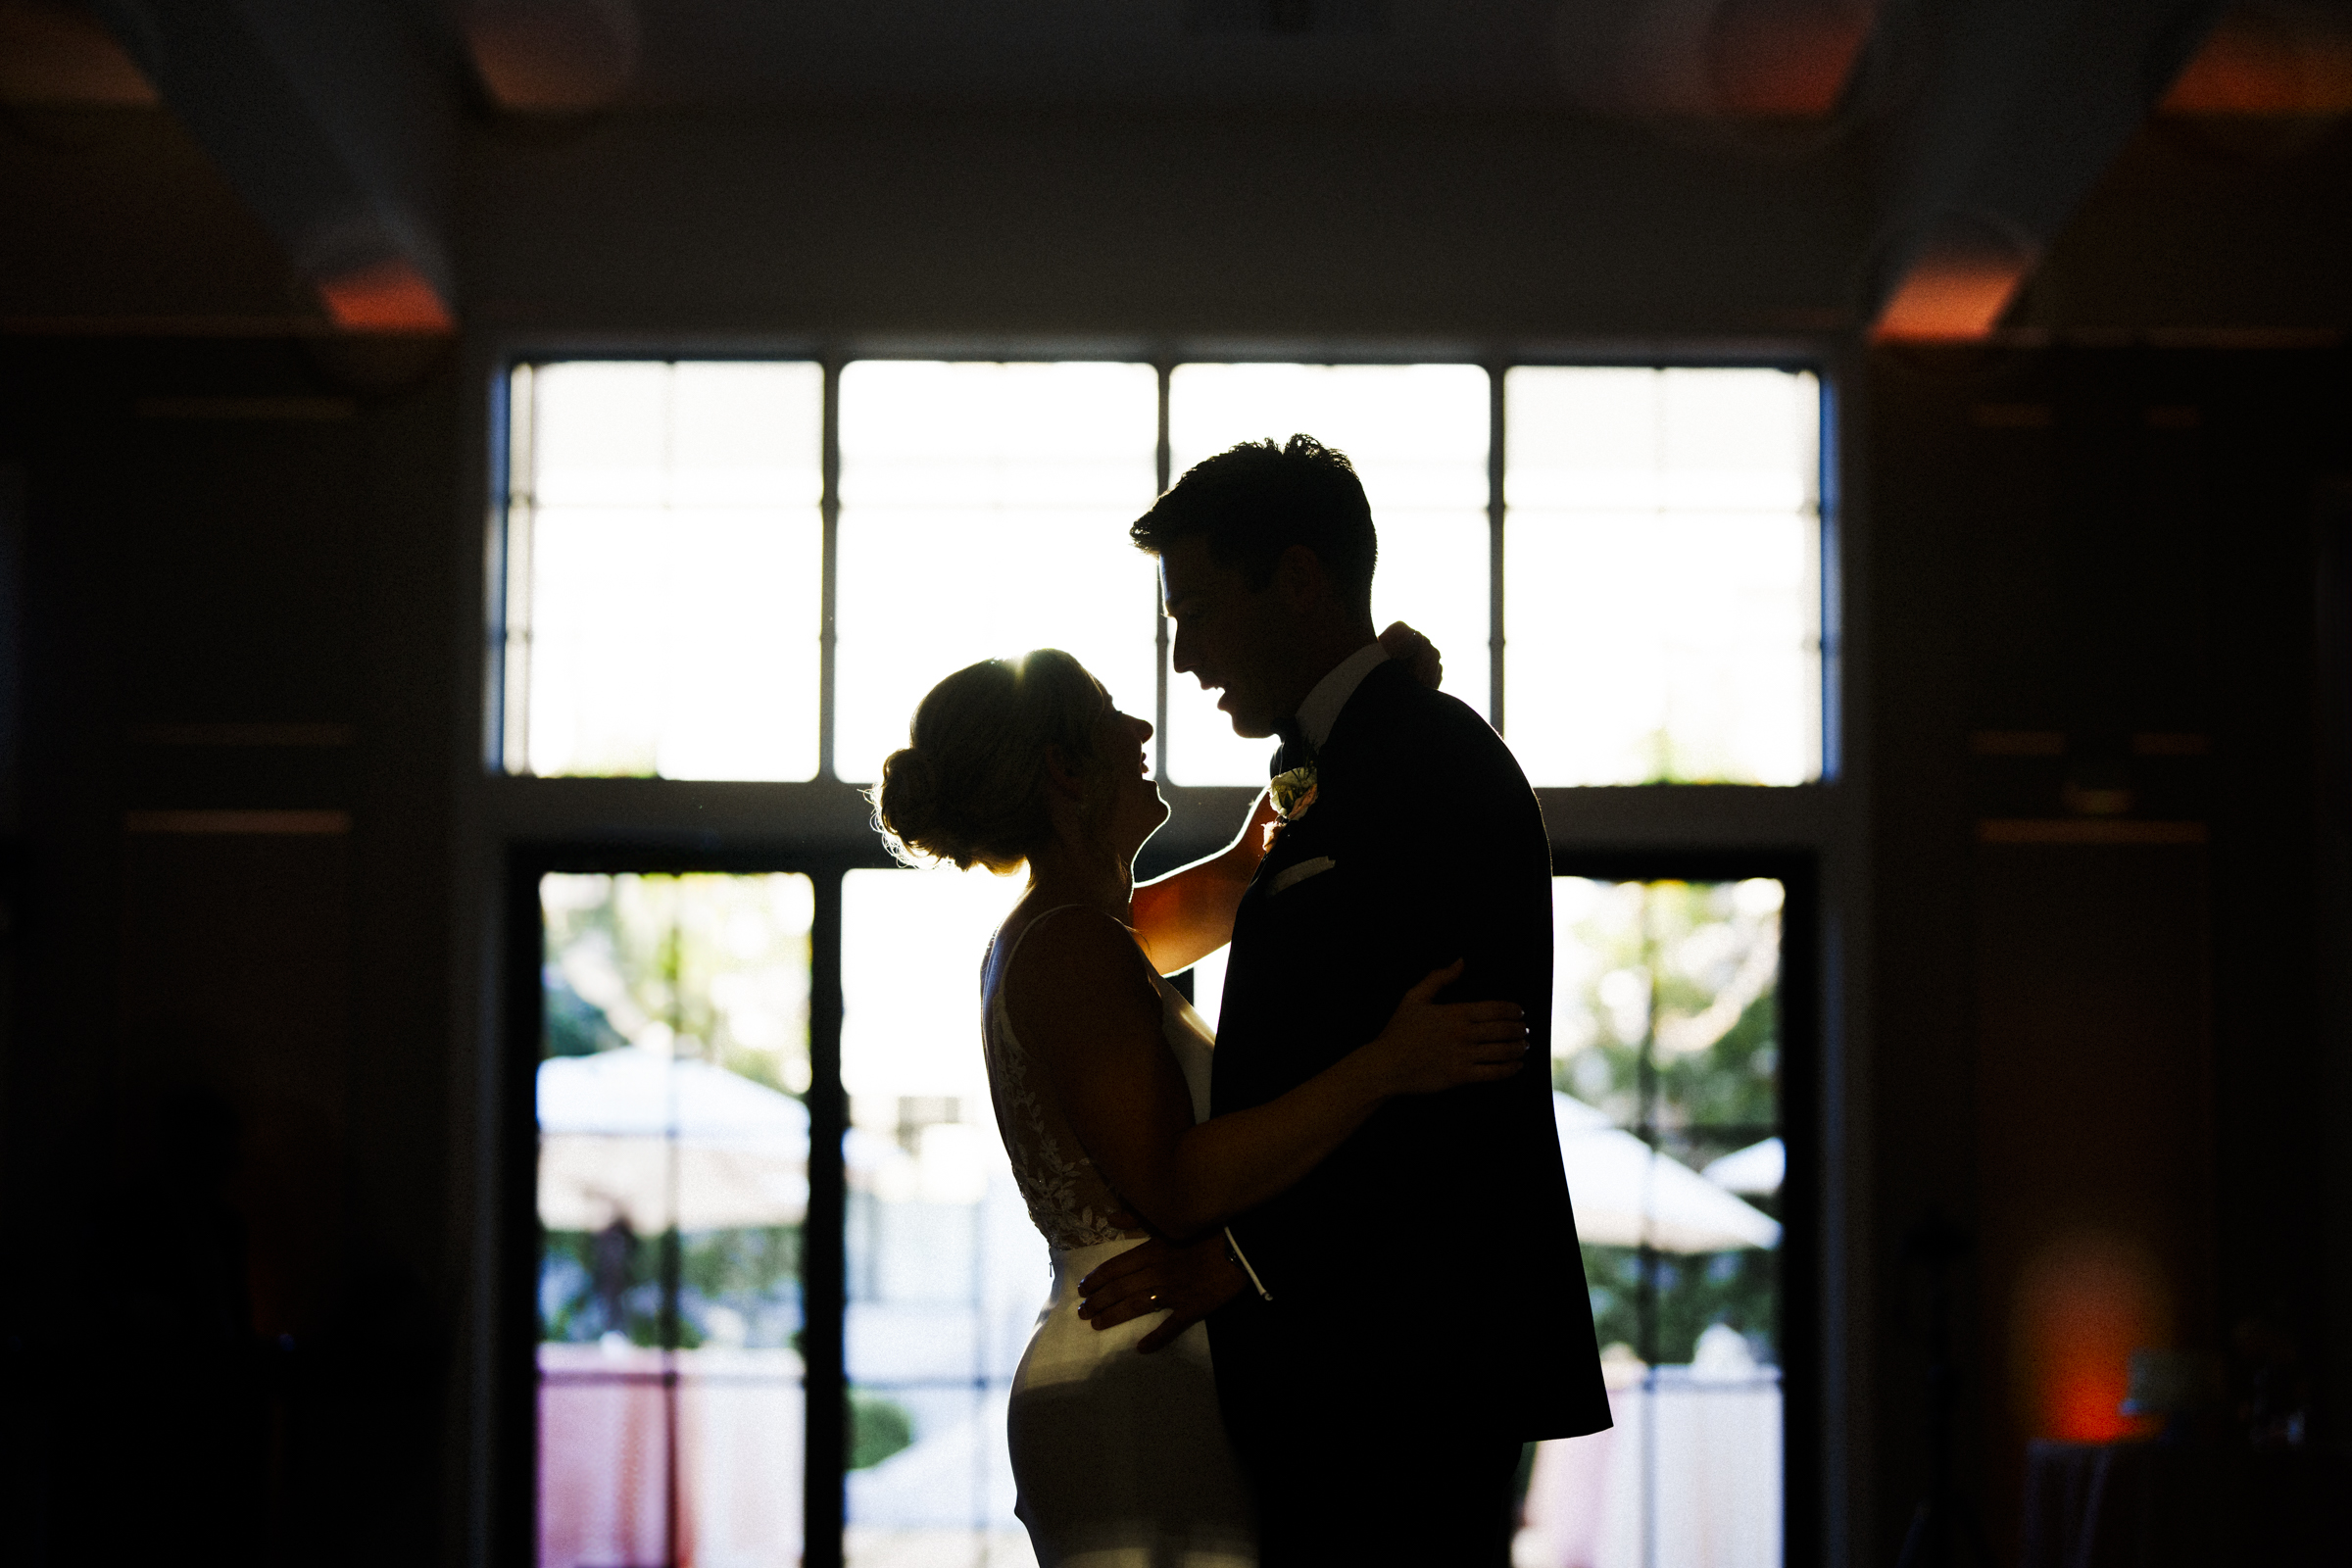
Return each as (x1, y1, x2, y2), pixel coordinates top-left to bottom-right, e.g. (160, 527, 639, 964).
(1156, 536, 1231, 605)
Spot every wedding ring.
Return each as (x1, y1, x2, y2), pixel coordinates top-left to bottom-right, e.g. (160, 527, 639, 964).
(1147, 1293, 1160, 1307)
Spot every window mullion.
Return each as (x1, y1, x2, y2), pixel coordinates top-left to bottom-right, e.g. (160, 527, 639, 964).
(805, 865, 848, 1568)
(1488, 361, 1506, 734)
(500, 364, 537, 774)
(818, 359, 843, 783)
(1817, 377, 1840, 783)
(1154, 362, 1172, 779)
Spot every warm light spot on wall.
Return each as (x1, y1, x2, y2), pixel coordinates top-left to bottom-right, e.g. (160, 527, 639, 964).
(2161, 9, 2352, 116)
(1871, 252, 2032, 343)
(462, 0, 639, 112)
(2011, 1232, 2171, 1444)
(317, 259, 457, 335)
(0, 1, 160, 105)
(1709, 0, 1877, 117)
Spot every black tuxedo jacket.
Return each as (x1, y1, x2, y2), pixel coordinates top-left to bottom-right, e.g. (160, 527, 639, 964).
(1206, 660, 1612, 1444)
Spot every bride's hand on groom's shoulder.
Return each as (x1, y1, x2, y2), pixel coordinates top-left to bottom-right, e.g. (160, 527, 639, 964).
(1366, 959, 1530, 1096)
(1076, 1225, 1250, 1353)
(1379, 620, 1443, 690)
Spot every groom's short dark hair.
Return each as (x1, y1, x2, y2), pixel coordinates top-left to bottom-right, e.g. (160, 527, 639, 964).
(1130, 434, 1377, 610)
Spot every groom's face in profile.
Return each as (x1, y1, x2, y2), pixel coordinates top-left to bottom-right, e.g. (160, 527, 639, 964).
(1158, 535, 1300, 739)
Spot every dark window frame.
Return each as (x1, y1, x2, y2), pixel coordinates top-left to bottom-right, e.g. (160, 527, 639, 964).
(477, 349, 1843, 1568)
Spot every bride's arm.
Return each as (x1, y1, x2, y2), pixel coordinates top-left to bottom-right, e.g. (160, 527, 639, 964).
(1126, 620, 1443, 976)
(1010, 913, 1527, 1241)
(1128, 791, 1277, 976)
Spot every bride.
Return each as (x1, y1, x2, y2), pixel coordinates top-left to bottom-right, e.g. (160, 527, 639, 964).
(870, 631, 1529, 1568)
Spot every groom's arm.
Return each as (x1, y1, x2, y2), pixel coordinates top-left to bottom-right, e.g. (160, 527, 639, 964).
(1073, 1225, 1254, 1352)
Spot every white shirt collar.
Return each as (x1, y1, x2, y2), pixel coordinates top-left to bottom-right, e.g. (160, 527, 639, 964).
(1294, 641, 1389, 751)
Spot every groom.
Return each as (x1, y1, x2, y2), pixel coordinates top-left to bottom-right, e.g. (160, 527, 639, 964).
(1093, 435, 1611, 1563)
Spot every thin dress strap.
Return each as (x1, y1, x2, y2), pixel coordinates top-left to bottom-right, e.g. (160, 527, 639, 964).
(997, 903, 1098, 966)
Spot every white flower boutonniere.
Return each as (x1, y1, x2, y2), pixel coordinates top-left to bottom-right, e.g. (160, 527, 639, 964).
(1264, 763, 1319, 851)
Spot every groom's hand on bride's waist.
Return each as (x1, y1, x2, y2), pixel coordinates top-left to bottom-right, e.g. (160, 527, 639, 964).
(1077, 1221, 1249, 1353)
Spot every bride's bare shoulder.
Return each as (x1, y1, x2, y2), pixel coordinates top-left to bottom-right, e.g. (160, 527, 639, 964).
(998, 906, 1158, 1044)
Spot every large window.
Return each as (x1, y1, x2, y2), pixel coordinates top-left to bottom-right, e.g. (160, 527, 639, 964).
(1164, 363, 1494, 782)
(504, 363, 825, 780)
(834, 363, 1161, 785)
(527, 865, 1802, 1568)
(495, 360, 1826, 788)
(499, 358, 1823, 1568)
(1504, 370, 1823, 785)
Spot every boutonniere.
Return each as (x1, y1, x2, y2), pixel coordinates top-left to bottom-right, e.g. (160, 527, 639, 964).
(1264, 763, 1319, 851)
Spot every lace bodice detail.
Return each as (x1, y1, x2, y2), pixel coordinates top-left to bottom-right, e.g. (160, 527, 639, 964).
(981, 906, 1217, 1253)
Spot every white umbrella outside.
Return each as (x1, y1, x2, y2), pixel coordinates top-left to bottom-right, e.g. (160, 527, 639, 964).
(538, 1047, 809, 1232)
(1701, 1136, 1785, 1197)
(1553, 1094, 1781, 1253)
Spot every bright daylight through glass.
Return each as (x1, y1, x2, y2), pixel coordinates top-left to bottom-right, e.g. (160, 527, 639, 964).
(1520, 877, 1785, 1568)
(841, 867, 1044, 1568)
(1504, 368, 1822, 786)
(507, 362, 823, 780)
(504, 360, 1823, 791)
(506, 365, 1817, 1568)
(1165, 363, 1493, 784)
(834, 362, 1161, 786)
(536, 873, 815, 1568)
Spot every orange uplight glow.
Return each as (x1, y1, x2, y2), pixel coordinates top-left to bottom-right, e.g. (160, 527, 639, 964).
(463, 4, 638, 113)
(317, 258, 457, 335)
(1710, 0, 1878, 117)
(1870, 252, 2032, 343)
(2162, 11, 2352, 116)
(2011, 1232, 2169, 1444)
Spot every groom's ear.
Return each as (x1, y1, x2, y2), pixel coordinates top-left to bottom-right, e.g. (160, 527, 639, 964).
(1270, 543, 1330, 612)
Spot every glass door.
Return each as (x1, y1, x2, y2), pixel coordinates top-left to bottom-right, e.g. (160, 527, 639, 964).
(535, 872, 815, 1568)
(1517, 876, 1789, 1568)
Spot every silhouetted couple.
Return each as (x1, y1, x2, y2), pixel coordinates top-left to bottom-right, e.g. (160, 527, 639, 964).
(873, 436, 1610, 1566)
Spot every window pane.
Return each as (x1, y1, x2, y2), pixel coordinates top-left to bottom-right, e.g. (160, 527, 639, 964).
(1165, 364, 1492, 784)
(835, 362, 1160, 785)
(537, 872, 813, 1568)
(841, 866, 1044, 1568)
(508, 362, 824, 780)
(1519, 876, 1783, 1568)
(1504, 368, 1821, 786)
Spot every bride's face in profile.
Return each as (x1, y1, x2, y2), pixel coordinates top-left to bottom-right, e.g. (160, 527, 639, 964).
(1092, 705, 1168, 860)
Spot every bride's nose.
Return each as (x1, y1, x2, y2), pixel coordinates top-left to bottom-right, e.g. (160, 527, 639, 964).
(1125, 712, 1154, 746)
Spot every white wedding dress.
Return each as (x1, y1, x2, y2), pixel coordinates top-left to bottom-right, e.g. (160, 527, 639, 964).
(982, 906, 1258, 1568)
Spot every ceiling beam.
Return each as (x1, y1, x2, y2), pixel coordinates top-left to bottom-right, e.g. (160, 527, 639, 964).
(1864, 0, 2230, 340)
(92, 0, 460, 331)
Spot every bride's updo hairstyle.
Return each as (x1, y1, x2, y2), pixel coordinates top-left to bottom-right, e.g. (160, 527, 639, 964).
(872, 648, 1110, 873)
